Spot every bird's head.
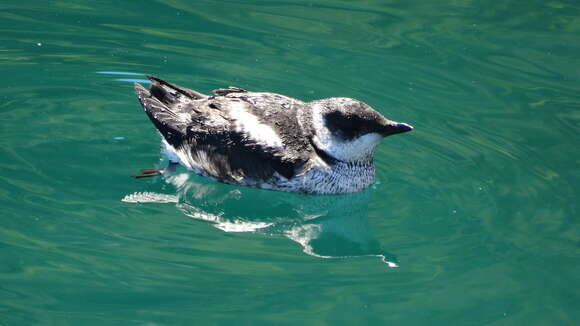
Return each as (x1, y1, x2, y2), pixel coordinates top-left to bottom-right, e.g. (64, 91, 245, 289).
(309, 98, 413, 163)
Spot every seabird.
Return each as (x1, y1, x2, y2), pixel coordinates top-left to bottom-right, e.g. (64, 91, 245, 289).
(133, 76, 413, 194)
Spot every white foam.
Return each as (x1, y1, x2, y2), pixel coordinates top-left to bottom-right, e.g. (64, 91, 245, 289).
(121, 192, 178, 204)
(215, 221, 273, 232)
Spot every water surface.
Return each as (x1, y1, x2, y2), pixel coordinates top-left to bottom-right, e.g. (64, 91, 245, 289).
(1, 0, 579, 324)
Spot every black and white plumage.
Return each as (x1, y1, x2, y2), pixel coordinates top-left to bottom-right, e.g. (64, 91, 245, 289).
(133, 76, 413, 194)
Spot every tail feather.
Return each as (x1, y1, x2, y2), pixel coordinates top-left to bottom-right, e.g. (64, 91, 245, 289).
(134, 82, 188, 147)
(146, 75, 207, 100)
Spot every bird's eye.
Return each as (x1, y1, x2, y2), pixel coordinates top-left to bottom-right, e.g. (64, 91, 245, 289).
(324, 112, 360, 140)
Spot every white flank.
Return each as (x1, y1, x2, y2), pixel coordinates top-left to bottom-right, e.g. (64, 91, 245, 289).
(162, 138, 179, 163)
(160, 139, 193, 171)
(228, 101, 283, 148)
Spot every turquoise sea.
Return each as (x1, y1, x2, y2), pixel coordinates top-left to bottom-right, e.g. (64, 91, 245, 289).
(1, 0, 579, 324)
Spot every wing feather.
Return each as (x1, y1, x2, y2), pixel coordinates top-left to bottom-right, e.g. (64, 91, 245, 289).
(135, 79, 315, 184)
(181, 128, 300, 181)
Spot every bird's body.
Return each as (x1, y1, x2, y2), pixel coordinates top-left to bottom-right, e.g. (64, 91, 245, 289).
(134, 76, 412, 194)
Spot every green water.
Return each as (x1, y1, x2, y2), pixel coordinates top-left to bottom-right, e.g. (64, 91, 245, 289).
(1, 0, 579, 324)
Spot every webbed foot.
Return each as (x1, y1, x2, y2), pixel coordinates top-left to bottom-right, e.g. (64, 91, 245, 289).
(132, 162, 178, 178)
(132, 168, 163, 178)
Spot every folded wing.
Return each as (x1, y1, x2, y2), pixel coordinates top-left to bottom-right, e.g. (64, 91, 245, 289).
(134, 78, 313, 184)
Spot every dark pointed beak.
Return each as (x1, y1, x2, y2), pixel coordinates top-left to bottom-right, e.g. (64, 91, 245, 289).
(380, 122, 414, 137)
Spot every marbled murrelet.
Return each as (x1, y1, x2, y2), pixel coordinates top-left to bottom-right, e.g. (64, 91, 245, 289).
(133, 76, 413, 194)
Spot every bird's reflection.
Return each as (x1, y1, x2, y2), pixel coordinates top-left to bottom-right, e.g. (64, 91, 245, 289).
(123, 172, 398, 267)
